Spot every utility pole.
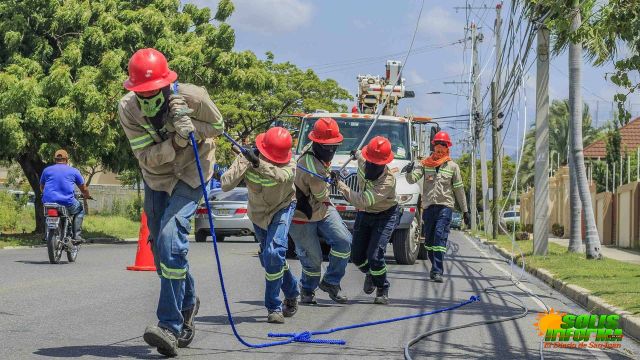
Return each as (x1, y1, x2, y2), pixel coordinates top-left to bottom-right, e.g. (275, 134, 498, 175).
(534, 26, 550, 256)
(494, 2, 503, 218)
(473, 28, 491, 236)
(469, 23, 478, 233)
(491, 82, 500, 240)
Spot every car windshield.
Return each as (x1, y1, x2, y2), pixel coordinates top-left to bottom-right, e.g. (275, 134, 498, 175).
(503, 211, 520, 218)
(211, 188, 248, 202)
(297, 117, 411, 160)
(452, 212, 461, 220)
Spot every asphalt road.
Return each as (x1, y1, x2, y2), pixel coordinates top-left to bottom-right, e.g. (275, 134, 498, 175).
(1, 231, 638, 359)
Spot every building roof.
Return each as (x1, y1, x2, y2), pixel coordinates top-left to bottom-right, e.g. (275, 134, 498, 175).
(584, 116, 640, 159)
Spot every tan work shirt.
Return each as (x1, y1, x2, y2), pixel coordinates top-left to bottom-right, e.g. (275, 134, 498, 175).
(118, 83, 224, 193)
(406, 160, 468, 212)
(293, 146, 331, 222)
(221, 154, 296, 230)
(338, 151, 397, 213)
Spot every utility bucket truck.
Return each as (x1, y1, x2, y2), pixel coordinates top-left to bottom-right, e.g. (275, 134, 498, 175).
(293, 61, 439, 265)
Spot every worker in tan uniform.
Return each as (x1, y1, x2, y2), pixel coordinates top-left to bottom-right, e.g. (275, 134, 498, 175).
(289, 118, 352, 305)
(221, 127, 300, 324)
(118, 48, 224, 357)
(404, 131, 469, 283)
(337, 136, 399, 305)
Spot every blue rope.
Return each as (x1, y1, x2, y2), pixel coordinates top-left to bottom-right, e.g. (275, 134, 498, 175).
(189, 131, 481, 348)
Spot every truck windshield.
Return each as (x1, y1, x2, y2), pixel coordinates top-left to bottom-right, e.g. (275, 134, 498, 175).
(297, 117, 411, 160)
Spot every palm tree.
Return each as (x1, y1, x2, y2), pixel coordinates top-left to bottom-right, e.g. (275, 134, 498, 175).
(569, 0, 601, 259)
(519, 100, 598, 189)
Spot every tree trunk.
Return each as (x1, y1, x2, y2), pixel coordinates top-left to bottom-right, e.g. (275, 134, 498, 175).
(17, 152, 47, 234)
(568, 126, 582, 252)
(569, 1, 601, 259)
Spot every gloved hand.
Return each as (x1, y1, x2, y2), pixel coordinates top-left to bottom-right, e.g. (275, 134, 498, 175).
(173, 133, 189, 148)
(174, 115, 195, 140)
(401, 162, 415, 173)
(463, 211, 471, 227)
(329, 170, 340, 185)
(349, 149, 358, 160)
(242, 148, 260, 168)
(168, 94, 193, 120)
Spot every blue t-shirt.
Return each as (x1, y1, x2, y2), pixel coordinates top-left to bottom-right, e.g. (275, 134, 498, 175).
(40, 164, 84, 206)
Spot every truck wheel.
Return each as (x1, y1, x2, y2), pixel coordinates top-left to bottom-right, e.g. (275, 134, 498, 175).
(195, 230, 208, 243)
(393, 209, 422, 265)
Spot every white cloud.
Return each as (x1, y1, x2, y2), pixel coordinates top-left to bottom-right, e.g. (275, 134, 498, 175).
(228, 0, 313, 34)
(416, 6, 464, 42)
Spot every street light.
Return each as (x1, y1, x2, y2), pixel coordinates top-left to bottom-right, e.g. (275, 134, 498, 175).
(426, 91, 468, 97)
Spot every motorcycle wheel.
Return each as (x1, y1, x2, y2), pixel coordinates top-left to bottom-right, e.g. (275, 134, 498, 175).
(46, 229, 63, 264)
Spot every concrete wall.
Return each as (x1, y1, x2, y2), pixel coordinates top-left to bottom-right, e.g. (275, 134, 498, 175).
(86, 185, 139, 214)
(595, 192, 614, 245)
(615, 182, 640, 249)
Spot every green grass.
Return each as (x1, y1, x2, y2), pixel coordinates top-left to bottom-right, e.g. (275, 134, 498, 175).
(484, 233, 640, 315)
(0, 215, 140, 249)
(84, 215, 140, 240)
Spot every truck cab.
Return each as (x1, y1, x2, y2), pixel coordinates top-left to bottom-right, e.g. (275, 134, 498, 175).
(295, 112, 433, 264)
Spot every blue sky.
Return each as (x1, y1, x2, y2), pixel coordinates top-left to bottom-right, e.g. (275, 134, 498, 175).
(189, 0, 640, 158)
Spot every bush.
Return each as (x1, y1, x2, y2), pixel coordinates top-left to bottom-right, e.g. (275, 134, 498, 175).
(504, 221, 521, 233)
(0, 191, 19, 232)
(126, 197, 142, 222)
(516, 231, 530, 241)
(523, 224, 534, 234)
(552, 223, 565, 237)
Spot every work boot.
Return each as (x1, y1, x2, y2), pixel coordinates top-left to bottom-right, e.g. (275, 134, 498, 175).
(267, 310, 285, 324)
(432, 273, 444, 283)
(282, 297, 298, 317)
(300, 287, 317, 305)
(363, 273, 375, 294)
(143, 325, 178, 357)
(178, 296, 200, 348)
(374, 287, 389, 305)
(319, 279, 348, 304)
(72, 236, 85, 245)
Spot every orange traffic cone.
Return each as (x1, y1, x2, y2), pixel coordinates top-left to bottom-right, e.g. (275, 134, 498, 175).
(126, 211, 156, 271)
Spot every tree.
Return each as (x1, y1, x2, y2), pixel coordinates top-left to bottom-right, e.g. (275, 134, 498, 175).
(519, 100, 599, 189)
(214, 54, 352, 163)
(568, 0, 601, 259)
(0, 0, 350, 232)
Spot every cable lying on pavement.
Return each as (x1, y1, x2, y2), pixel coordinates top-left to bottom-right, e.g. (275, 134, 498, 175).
(403, 288, 528, 360)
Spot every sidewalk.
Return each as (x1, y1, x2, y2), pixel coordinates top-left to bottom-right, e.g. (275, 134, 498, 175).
(549, 236, 640, 265)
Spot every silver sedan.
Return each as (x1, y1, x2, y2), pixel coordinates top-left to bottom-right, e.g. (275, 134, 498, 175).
(194, 187, 255, 242)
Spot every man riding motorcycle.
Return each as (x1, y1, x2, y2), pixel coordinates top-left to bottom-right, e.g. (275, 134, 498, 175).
(40, 149, 92, 243)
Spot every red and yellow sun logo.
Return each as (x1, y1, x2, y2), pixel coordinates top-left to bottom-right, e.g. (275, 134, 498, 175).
(534, 308, 566, 336)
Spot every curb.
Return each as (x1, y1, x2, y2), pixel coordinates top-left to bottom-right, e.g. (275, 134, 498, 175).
(468, 233, 640, 343)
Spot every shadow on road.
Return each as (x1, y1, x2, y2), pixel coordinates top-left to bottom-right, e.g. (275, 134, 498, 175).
(15, 260, 59, 265)
(34, 345, 159, 359)
(196, 314, 265, 325)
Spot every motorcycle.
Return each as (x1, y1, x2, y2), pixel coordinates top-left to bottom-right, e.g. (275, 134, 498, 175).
(44, 203, 79, 264)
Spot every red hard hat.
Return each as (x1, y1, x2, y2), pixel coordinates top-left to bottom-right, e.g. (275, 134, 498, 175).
(308, 117, 343, 144)
(351, 105, 359, 113)
(431, 131, 452, 147)
(256, 127, 293, 164)
(362, 136, 394, 165)
(123, 48, 178, 92)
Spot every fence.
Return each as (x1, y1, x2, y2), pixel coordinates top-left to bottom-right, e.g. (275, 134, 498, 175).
(86, 185, 140, 214)
(615, 182, 640, 248)
(521, 166, 640, 249)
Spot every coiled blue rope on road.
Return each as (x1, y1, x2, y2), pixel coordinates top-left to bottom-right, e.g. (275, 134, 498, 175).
(189, 131, 481, 348)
